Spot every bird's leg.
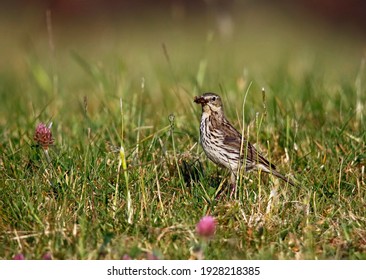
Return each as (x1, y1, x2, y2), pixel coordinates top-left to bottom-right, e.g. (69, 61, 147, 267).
(229, 172, 237, 199)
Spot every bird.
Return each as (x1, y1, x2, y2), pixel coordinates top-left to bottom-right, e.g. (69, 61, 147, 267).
(194, 92, 295, 196)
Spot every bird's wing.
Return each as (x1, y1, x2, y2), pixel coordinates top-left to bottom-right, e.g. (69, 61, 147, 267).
(223, 123, 276, 170)
(246, 141, 277, 170)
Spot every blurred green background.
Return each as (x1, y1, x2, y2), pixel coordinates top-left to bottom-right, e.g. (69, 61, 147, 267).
(1, 0, 365, 80)
(1, 1, 365, 127)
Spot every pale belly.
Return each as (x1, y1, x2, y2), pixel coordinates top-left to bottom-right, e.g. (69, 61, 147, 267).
(200, 125, 239, 173)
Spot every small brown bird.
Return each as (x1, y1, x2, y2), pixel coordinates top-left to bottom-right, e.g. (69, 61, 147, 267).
(194, 92, 294, 195)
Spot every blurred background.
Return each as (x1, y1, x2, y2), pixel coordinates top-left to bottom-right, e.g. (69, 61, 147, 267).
(3, 0, 366, 29)
(0, 0, 365, 97)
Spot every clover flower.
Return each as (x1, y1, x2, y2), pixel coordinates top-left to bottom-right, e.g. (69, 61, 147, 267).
(196, 216, 216, 238)
(34, 122, 54, 150)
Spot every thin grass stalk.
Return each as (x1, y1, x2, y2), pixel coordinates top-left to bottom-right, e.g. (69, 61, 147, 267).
(257, 88, 269, 204)
(255, 111, 264, 208)
(169, 114, 185, 191)
(153, 153, 165, 218)
(137, 78, 148, 218)
(46, 9, 58, 95)
(113, 98, 133, 223)
(80, 139, 90, 205)
(134, 78, 144, 161)
(338, 157, 344, 203)
(238, 81, 252, 200)
(355, 57, 364, 128)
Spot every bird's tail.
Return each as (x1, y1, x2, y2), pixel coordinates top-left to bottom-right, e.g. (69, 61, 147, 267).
(269, 169, 296, 186)
(256, 163, 296, 186)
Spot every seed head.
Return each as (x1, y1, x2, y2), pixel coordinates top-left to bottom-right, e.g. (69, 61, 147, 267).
(34, 123, 54, 150)
(196, 216, 216, 238)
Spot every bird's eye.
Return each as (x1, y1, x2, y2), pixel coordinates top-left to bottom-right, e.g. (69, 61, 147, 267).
(211, 96, 216, 101)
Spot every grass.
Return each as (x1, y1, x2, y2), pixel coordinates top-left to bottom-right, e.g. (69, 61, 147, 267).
(0, 8, 365, 260)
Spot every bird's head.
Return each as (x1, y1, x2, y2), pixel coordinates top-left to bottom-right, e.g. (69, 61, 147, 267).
(194, 93, 223, 113)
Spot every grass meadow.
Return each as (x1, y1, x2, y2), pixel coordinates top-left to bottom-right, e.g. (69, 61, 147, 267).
(0, 7, 365, 260)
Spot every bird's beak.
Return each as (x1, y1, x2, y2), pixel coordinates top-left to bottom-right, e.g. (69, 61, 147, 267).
(194, 96, 207, 104)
